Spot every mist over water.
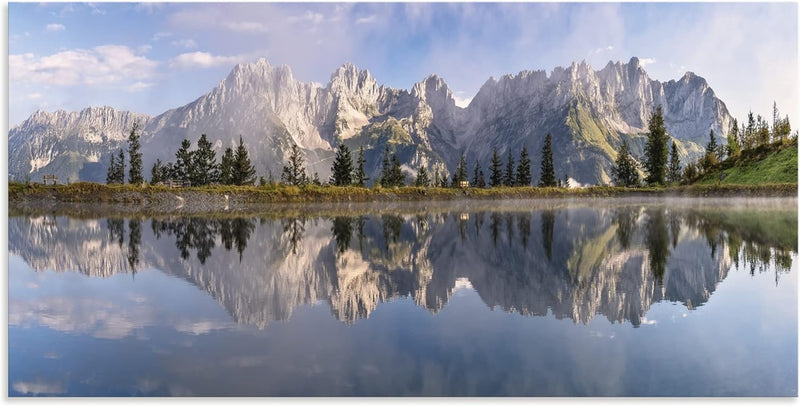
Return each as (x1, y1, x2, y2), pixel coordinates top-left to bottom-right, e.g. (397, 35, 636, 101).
(8, 198, 798, 396)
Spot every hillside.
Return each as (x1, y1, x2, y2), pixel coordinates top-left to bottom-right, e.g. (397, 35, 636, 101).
(694, 139, 797, 185)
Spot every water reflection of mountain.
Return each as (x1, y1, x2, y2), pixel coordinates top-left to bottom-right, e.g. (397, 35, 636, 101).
(9, 204, 796, 328)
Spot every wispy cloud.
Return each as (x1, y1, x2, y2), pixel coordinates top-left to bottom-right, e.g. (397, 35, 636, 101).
(224, 21, 269, 33)
(169, 51, 250, 70)
(151, 31, 173, 41)
(45, 23, 65, 32)
(127, 82, 153, 92)
(355, 15, 377, 24)
(639, 58, 656, 68)
(12, 380, 65, 395)
(171, 39, 198, 49)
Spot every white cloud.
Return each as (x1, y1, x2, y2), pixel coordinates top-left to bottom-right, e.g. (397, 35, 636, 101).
(171, 39, 198, 49)
(288, 11, 325, 25)
(26, 93, 42, 100)
(151, 31, 173, 41)
(127, 82, 153, 92)
(355, 15, 377, 24)
(88, 3, 106, 15)
(137, 44, 153, 54)
(589, 45, 614, 55)
(45, 23, 66, 32)
(453, 91, 472, 108)
(224, 21, 270, 33)
(12, 380, 65, 395)
(639, 58, 656, 68)
(10, 45, 159, 87)
(169, 51, 249, 70)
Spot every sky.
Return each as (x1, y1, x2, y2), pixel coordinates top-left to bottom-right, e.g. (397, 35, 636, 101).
(8, 2, 799, 128)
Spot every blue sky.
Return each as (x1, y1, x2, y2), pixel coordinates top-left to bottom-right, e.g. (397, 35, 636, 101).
(9, 2, 798, 128)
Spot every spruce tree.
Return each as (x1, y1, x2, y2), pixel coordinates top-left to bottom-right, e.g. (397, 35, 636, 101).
(612, 140, 639, 187)
(116, 149, 126, 184)
(380, 147, 392, 188)
(330, 142, 354, 186)
(127, 123, 143, 185)
(281, 143, 306, 186)
(232, 136, 256, 186)
(451, 154, 467, 187)
(415, 166, 431, 187)
(539, 133, 556, 187)
(192, 134, 219, 186)
(174, 139, 194, 183)
(472, 160, 481, 186)
(726, 118, 741, 158)
(516, 146, 532, 186)
(563, 173, 570, 188)
(702, 129, 718, 171)
(477, 169, 486, 188)
(354, 146, 368, 187)
(150, 159, 163, 184)
(744, 111, 756, 150)
(106, 154, 117, 184)
(667, 142, 681, 184)
(489, 146, 503, 187)
(504, 152, 515, 186)
(219, 147, 235, 185)
(390, 155, 405, 187)
(643, 106, 669, 185)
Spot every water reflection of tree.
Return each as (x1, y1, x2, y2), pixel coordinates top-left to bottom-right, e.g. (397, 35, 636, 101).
(541, 210, 555, 261)
(220, 218, 255, 261)
(281, 217, 306, 255)
(108, 218, 124, 248)
(382, 215, 403, 251)
(331, 217, 353, 255)
(517, 212, 531, 249)
(645, 208, 670, 282)
(127, 218, 141, 272)
(151, 217, 255, 263)
(490, 212, 501, 247)
(613, 208, 638, 250)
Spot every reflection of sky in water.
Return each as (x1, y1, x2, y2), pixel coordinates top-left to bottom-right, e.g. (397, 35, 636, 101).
(8, 205, 799, 396)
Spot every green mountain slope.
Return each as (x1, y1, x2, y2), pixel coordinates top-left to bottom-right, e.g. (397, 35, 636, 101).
(694, 139, 797, 185)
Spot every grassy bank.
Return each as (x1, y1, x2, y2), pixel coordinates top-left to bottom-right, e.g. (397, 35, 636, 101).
(694, 139, 797, 185)
(9, 181, 797, 206)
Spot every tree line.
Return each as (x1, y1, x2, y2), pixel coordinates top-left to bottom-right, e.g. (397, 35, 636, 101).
(107, 125, 257, 186)
(612, 102, 795, 187)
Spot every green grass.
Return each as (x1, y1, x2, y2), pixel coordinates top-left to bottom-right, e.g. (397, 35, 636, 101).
(694, 139, 797, 185)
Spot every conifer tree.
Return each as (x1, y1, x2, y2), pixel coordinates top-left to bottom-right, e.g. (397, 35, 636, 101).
(415, 166, 431, 187)
(433, 169, 441, 188)
(281, 143, 306, 186)
(563, 173, 570, 189)
(472, 160, 481, 186)
(504, 152, 515, 186)
(127, 122, 143, 185)
(516, 146, 532, 186)
(150, 159, 163, 184)
(174, 139, 194, 182)
(612, 140, 639, 187)
(643, 106, 669, 185)
(106, 154, 118, 184)
(354, 146, 368, 187)
(477, 169, 486, 188)
(380, 147, 393, 188)
(232, 136, 256, 186)
(219, 147, 235, 185)
(489, 146, 503, 187)
(391, 155, 404, 186)
(702, 130, 719, 171)
(191, 134, 219, 186)
(539, 133, 556, 187)
(451, 154, 467, 187)
(726, 118, 741, 158)
(667, 142, 682, 184)
(330, 142, 354, 186)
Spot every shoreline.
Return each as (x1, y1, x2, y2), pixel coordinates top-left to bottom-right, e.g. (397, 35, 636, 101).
(8, 182, 797, 216)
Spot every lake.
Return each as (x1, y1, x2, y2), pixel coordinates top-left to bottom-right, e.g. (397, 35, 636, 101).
(8, 198, 798, 396)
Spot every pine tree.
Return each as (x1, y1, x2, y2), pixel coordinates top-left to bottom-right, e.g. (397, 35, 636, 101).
(744, 111, 756, 150)
(150, 159, 163, 184)
(106, 153, 117, 184)
(174, 139, 194, 183)
(612, 140, 639, 187)
(330, 142, 354, 186)
(191, 134, 219, 186)
(219, 147, 235, 185)
(451, 154, 467, 187)
(682, 159, 698, 183)
(126, 123, 143, 184)
(539, 133, 556, 187)
(380, 147, 392, 188)
(702, 129, 718, 171)
(489, 146, 503, 187)
(667, 142, 681, 184)
(472, 160, 481, 186)
(643, 106, 669, 185)
(116, 149, 126, 184)
(726, 118, 741, 158)
(390, 155, 405, 186)
(354, 146, 368, 187)
(563, 173, 570, 189)
(232, 136, 256, 186)
(281, 143, 306, 186)
(415, 166, 431, 187)
(504, 152, 515, 186)
(311, 172, 321, 186)
(516, 146, 531, 186)
(477, 169, 486, 188)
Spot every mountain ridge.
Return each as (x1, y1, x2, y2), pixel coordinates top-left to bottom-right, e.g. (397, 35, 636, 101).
(9, 57, 733, 185)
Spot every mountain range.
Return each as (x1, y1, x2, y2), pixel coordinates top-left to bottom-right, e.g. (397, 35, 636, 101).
(8, 57, 733, 185)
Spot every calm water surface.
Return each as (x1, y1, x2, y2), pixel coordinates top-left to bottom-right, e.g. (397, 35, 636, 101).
(8, 199, 798, 396)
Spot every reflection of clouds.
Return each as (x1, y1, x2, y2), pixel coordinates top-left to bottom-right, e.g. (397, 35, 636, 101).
(639, 317, 657, 326)
(9, 296, 235, 339)
(12, 380, 65, 395)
